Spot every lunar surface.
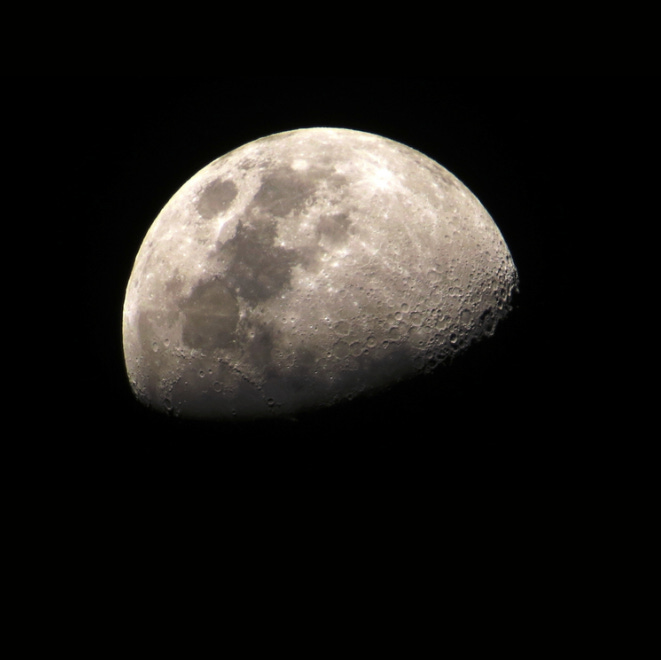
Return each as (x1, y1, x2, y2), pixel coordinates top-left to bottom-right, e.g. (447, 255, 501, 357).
(123, 128, 518, 419)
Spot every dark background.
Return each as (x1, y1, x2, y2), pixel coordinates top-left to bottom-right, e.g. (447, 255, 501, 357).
(6, 76, 655, 488)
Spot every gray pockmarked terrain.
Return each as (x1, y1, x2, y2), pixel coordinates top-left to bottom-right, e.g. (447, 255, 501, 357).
(123, 128, 518, 419)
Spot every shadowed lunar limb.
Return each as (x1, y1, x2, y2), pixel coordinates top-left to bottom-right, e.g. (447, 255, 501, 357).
(123, 128, 518, 420)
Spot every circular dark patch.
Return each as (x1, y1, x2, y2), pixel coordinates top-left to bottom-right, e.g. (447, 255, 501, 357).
(197, 179, 238, 219)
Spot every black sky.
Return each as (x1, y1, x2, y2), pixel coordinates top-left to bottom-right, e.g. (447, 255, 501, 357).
(7, 76, 655, 489)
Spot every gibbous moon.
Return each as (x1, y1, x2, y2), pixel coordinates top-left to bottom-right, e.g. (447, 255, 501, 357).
(123, 128, 518, 419)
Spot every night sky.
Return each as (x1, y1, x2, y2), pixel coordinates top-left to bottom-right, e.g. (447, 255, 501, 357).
(7, 76, 655, 488)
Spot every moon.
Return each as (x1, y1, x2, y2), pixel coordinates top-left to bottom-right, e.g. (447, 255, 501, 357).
(122, 127, 518, 420)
